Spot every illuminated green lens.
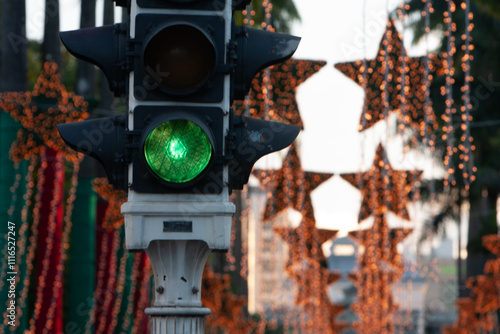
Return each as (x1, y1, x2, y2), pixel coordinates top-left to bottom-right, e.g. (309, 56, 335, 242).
(144, 120, 212, 183)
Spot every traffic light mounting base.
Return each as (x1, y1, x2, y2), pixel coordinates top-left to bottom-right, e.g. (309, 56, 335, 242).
(144, 239, 212, 333)
(122, 200, 235, 251)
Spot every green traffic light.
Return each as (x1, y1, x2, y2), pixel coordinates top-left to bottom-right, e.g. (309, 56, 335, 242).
(144, 119, 213, 184)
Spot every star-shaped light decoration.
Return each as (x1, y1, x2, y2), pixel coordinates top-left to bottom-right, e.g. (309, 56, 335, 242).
(92, 178, 127, 230)
(340, 144, 422, 222)
(0, 62, 88, 163)
(274, 219, 338, 269)
(348, 214, 413, 273)
(254, 143, 333, 222)
(303, 295, 349, 334)
(288, 259, 341, 306)
(233, 58, 326, 128)
(334, 18, 443, 132)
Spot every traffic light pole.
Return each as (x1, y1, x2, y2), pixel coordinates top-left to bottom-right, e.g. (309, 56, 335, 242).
(123, 3, 235, 332)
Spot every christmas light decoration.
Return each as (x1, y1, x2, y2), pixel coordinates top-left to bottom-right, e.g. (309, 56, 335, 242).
(0, 62, 88, 163)
(253, 143, 333, 222)
(340, 144, 422, 222)
(347, 214, 413, 334)
(289, 259, 340, 306)
(459, 0, 476, 189)
(274, 220, 338, 270)
(43, 158, 81, 333)
(233, 58, 326, 128)
(442, 234, 500, 333)
(254, 138, 347, 332)
(349, 215, 413, 275)
(0, 62, 88, 332)
(92, 178, 127, 230)
(442, 0, 458, 186)
(334, 18, 444, 133)
(202, 266, 257, 333)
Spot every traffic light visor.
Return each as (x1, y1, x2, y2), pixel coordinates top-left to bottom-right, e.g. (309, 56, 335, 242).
(144, 119, 213, 184)
(143, 24, 216, 95)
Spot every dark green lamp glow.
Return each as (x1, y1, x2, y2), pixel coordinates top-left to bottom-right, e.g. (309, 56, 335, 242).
(144, 119, 212, 183)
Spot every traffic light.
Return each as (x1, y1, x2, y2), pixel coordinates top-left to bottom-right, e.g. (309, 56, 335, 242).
(58, 0, 301, 195)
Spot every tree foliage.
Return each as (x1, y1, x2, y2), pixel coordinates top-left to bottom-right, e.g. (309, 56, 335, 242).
(475, 0, 500, 18)
(234, 0, 301, 33)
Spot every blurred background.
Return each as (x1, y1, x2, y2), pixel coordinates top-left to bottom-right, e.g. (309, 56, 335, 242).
(1, 0, 499, 333)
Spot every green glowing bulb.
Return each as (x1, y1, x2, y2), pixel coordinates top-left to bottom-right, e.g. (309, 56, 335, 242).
(144, 119, 212, 184)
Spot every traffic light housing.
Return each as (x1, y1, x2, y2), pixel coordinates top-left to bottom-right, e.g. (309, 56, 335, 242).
(58, 0, 301, 195)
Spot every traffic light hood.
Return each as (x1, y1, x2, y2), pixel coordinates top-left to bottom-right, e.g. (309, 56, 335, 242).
(60, 24, 128, 97)
(57, 116, 128, 190)
(228, 113, 301, 189)
(233, 26, 301, 100)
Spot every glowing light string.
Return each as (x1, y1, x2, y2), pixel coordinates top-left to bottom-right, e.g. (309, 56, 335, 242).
(131, 257, 152, 333)
(43, 158, 81, 334)
(460, 0, 475, 189)
(443, 0, 457, 187)
(95, 228, 121, 333)
(1, 159, 34, 331)
(109, 241, 130, 333)
(15, 148, 47, 328)
(85, 231, 109, 334)
(120, 253, 141, 332)
(0, 162, 23, 292)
